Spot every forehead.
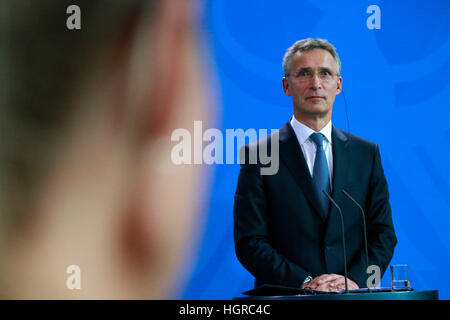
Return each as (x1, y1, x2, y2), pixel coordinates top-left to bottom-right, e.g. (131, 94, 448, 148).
(290, 49, 336, 71)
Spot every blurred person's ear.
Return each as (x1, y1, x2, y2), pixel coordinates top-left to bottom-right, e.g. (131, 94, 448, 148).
(4, 0, 209, 299)
(114, 0, 208, 298)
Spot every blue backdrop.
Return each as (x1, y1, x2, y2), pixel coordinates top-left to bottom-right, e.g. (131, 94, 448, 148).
(179, 0, 450, 299)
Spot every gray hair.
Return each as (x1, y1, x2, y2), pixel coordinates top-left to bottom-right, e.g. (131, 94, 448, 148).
(282, 38, 341, 76)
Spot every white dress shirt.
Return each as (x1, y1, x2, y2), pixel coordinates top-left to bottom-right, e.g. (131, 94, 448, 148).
(290, 116, 333, 190)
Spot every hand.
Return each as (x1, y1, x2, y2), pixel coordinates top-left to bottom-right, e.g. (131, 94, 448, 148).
(324, 274, 359, 291)
(302, 274, 359, 292)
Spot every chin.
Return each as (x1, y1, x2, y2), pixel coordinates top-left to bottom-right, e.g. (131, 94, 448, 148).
(294, 99, 331, 116)
(301, 105, 330, 117)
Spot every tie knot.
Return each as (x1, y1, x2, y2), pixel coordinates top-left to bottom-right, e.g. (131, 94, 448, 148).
(310, 132, 324, 149)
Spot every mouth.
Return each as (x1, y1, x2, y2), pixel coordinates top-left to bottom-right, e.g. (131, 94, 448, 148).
(306, 96, 325, 100)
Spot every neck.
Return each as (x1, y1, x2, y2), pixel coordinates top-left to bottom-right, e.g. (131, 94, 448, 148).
(293, 110, 331, 132)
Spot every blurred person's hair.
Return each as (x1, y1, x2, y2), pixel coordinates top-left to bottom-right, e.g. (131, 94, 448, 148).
(0, 0, 206, 299)
(0, 0, 152, 228)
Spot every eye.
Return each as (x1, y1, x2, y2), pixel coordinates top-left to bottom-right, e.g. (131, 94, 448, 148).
(297, 70, 310, 77)
(319, 70, 331, 76)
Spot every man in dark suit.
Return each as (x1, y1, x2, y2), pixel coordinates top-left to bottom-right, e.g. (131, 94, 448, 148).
(233, 38, 397, 292)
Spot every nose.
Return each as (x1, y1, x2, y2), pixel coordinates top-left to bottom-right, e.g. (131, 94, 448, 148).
(309, 73, 322, 89)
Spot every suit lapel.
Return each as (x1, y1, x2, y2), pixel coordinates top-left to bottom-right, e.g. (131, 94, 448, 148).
(324, 126, 350, 238)
(279, 121, 326, 221)
(330, 126, 350, 205)
(278, 122, 351, 223)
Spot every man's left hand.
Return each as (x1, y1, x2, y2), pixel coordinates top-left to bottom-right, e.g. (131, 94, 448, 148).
(304, 274, 359, 292)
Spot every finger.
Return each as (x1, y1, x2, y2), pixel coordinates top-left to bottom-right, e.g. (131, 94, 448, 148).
(329, 277, 359, 290)
(317, 274, 341, 284)
(316, 283, 338, 292)
(333, 281, 358, 292)
(314, 284, 329, 292)
(348, 279, 360, 290)
(304, 275, 328, 289)
(305, 280, 319, 289)
(327, 277, 345, 287)
(308, 274, 342, 289)
(302, 281, 316, 290)
(313, 274, 332, 284)
(313, 274, 334, 284)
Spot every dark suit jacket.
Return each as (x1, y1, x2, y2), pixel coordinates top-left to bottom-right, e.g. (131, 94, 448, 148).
(233, 120, 397, 288)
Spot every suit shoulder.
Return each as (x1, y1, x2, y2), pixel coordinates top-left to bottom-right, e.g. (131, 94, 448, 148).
(242, 129, 280, 150)
(335, 128, 378, 151)
(239, 129, 279, 165)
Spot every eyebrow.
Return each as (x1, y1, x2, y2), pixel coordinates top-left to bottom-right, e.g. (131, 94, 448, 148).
(294, 67, 334, 73)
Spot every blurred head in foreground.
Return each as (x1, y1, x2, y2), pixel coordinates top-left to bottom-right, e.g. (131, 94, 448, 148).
(0, 0, 210, 298)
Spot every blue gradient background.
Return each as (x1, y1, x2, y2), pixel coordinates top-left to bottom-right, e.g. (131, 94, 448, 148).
(180, 0, 450, 299)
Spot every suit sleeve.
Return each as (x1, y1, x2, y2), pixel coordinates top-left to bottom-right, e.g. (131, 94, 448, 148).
(347, 144, 397, 288)
(233, 145, 310, 287)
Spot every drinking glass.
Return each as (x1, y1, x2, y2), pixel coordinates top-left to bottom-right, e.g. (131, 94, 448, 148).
(390, 264, 410, 290)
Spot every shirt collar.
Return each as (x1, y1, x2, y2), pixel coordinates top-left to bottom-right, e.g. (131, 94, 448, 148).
(290, 115, 333, 145)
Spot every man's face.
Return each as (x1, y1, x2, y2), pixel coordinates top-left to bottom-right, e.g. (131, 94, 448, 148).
(282, 49, 342, 118)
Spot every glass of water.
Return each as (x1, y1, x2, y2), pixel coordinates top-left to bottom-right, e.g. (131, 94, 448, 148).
(390, 264, 411, 290)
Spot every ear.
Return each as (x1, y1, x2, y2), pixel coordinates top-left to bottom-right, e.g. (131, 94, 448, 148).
(282, 77, 291, 96)
(103, 1, 191, 141)
(143, 1, 192, 137)
(122, 0, 192, 142)
(115, 0, 194, 278)
(336, 76, 343, 95)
